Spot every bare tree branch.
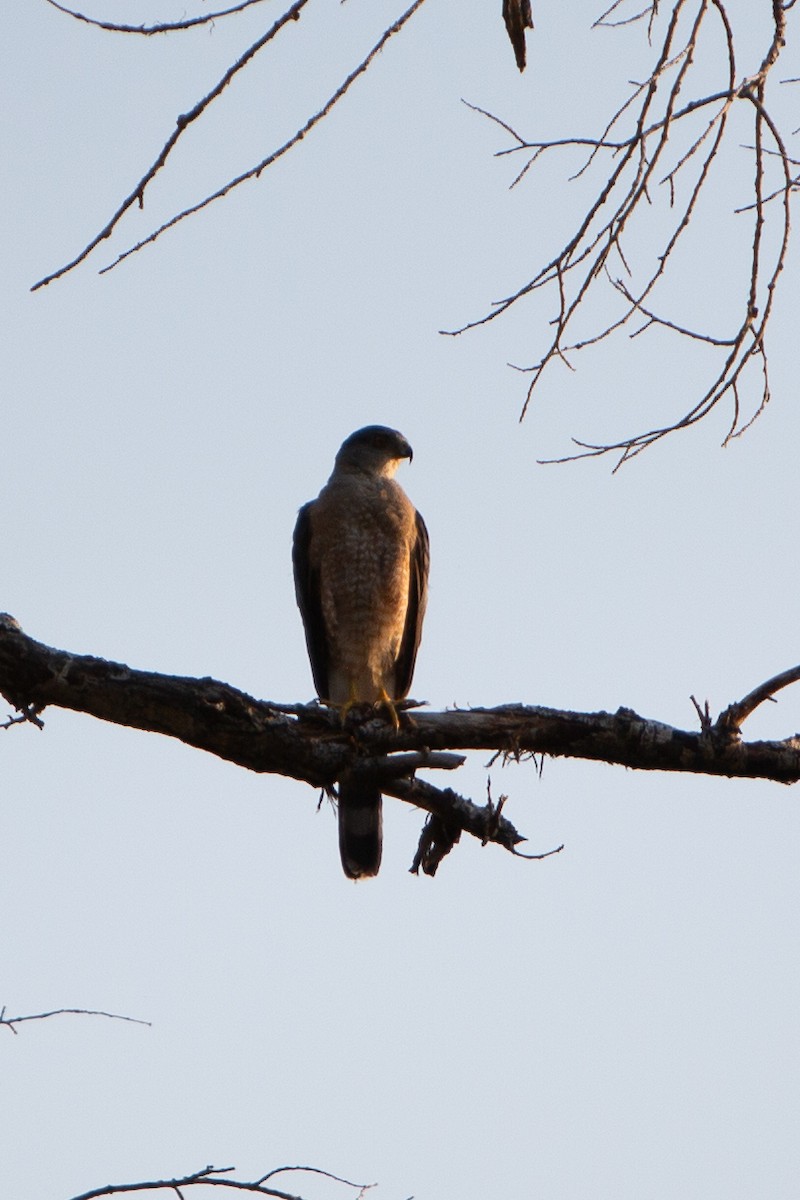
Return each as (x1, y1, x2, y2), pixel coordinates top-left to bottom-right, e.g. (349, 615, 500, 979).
(256, 1166, 372, 1190)
(31, 3, 799, 460)
(2, 616, 800, 875)
(32, 0, 312, 290)
(0, 1005, 150, 1035)
(717, 663, 800, 734)
(32, 0, 430, 290)
(43, 0, 273, 35)
(64, 1162, 373, 1200)
(594, 1, 660, 34)
(1, 703, 44, 729)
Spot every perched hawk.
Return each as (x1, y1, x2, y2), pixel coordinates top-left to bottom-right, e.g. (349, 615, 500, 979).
(292, 426, 429, 879)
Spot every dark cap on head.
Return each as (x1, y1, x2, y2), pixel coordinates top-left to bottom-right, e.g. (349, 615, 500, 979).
(335, 425, 413, 468)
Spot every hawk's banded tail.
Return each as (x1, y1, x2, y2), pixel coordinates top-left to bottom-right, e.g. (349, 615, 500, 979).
(338, 779, 382, 879)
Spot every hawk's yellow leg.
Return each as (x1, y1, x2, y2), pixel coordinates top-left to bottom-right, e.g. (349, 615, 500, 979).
(325, 682, 400, 729)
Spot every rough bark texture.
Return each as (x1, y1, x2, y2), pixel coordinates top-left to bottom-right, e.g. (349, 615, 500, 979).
(2, 616, 799, 872)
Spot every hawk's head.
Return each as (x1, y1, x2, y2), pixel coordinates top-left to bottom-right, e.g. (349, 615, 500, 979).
(334, 425, 413, 477)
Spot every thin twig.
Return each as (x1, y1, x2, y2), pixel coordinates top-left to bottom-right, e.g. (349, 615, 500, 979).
(717, 664, 800, 735)
(0, 1006, 150, 1036)
(43, 0, 272, 35)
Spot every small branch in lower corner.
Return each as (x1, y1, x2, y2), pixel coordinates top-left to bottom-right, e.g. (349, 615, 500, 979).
(0, 1006, 151, 1035)
(1, 705, 44, 730)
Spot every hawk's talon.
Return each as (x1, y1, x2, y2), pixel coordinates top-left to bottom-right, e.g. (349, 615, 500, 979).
(376, 688, 401, 730)
(323, 690, 402, 730)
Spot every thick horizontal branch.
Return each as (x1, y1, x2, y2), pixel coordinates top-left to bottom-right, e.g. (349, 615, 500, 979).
(1, 617, 799, 840)
(0, 616, 528, 855)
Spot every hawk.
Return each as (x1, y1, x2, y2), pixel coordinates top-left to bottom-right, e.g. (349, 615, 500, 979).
(292, 426, 429, 879)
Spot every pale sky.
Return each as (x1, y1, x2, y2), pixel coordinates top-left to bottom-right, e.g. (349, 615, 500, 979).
(3, 3, 800, 1198)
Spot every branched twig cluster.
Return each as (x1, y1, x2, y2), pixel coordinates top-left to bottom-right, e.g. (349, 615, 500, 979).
(30, 2, 800, 461)
(594, 0, 661, 39)
(448, 1, 795, 466)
